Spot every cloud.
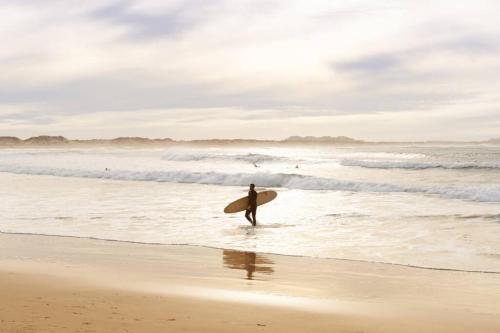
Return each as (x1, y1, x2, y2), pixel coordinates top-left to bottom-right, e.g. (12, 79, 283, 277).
(335, 54, 400, 73)
(89, 0, 205, 39)
(1, 0, 500, 140)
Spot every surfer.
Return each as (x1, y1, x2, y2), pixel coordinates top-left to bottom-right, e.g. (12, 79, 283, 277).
(245, 184, 257, 226)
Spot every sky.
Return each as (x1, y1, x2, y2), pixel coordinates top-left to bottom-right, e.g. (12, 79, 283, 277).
(1, 0, 500, 141)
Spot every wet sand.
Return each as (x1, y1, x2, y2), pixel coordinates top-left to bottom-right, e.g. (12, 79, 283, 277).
(0, 233, 499, 332)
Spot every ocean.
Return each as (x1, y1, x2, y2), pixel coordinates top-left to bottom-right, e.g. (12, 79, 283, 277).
(1, 144, 499, 272)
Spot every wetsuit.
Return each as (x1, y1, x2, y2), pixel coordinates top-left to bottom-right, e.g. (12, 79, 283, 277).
(245, 189, 257, 225)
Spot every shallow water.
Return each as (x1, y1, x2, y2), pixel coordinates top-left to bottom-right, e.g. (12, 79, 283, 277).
(1, 144, 499, 272)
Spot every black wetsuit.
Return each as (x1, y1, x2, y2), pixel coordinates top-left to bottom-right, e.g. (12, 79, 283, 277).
(245, 189, 257, 225)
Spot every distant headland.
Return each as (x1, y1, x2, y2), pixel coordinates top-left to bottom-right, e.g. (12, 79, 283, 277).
(0, 135, 498, 147)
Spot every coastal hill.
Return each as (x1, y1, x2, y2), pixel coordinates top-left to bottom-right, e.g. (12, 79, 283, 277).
(0, 135, 498, 147)
(0, 135, 363, 146)
(0, 136, 22, 145)
(0, 136, 174, 147)
(110, 137, 173, 144)
(23, 135, 68, 145)
(283, 136, 365, 144)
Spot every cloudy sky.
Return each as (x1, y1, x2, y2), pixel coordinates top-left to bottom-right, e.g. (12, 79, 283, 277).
(1, 0, 499, 140)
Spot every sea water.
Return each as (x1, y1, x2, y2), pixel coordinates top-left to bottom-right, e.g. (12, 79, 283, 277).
(1, 144, 499, 272)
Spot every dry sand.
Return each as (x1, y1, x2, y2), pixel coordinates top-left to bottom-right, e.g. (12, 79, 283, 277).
(0, 233, 499, 332)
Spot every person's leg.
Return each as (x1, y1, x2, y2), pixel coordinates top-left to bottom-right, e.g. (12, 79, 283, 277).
(251, 207, 257, 226)
(245, 209, 253, 224)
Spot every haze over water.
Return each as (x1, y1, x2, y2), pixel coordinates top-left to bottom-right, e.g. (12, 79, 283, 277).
(1, 144, 499, 272)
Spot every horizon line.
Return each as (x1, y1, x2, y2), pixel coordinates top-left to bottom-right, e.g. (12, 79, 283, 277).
(1, 135, 498, 144)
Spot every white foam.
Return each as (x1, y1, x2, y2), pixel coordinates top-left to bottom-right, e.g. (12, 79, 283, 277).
(334, 152, 426, 159)
(341, 159, 500, 170)
(1, 164, 499, 203)
(162, 151, 287, 163)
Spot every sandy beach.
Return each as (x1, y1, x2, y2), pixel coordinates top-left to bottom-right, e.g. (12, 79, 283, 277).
(0, 233, 499, 332)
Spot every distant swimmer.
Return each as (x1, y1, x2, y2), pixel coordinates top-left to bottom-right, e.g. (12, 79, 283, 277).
(245, 183, 257, 226)
(295, 164, 299, 169)
(253, 162, 260, 168)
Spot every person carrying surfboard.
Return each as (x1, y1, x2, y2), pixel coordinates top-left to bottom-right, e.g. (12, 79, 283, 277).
(245, 184, 258, 226)
(223, 188, 277, 222)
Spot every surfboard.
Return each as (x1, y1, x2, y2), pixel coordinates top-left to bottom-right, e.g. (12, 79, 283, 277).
(224, 190, 278, 214)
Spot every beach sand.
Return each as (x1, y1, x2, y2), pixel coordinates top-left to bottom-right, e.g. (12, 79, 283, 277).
(0, 233, 499, 332)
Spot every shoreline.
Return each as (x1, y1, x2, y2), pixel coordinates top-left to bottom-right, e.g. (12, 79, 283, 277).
(1, 233, 499, 332)
(1, 230, 499, 275)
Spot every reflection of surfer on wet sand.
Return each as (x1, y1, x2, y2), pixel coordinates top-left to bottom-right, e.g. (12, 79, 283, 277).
(222, 250, 274, 280)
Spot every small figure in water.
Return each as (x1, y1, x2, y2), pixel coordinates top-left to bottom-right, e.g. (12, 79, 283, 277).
(245, 183, 257, 226)
(295, 164, 299, 169)
(253, 162, 260, 168)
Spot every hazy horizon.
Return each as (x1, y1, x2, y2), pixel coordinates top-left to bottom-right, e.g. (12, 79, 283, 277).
(2, 1, 500, 141)
(3, 134, 499, 143)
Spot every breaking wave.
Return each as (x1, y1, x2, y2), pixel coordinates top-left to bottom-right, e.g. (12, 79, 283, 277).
(1, 164, 499, 203)
(162, 151, 288, 163)
(341, 159, 500, 170)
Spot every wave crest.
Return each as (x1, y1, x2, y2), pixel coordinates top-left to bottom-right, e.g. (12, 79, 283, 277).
(162, 151, 287, 163)
(341, 159, 500, 170)
(1, 164, 499, 202)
